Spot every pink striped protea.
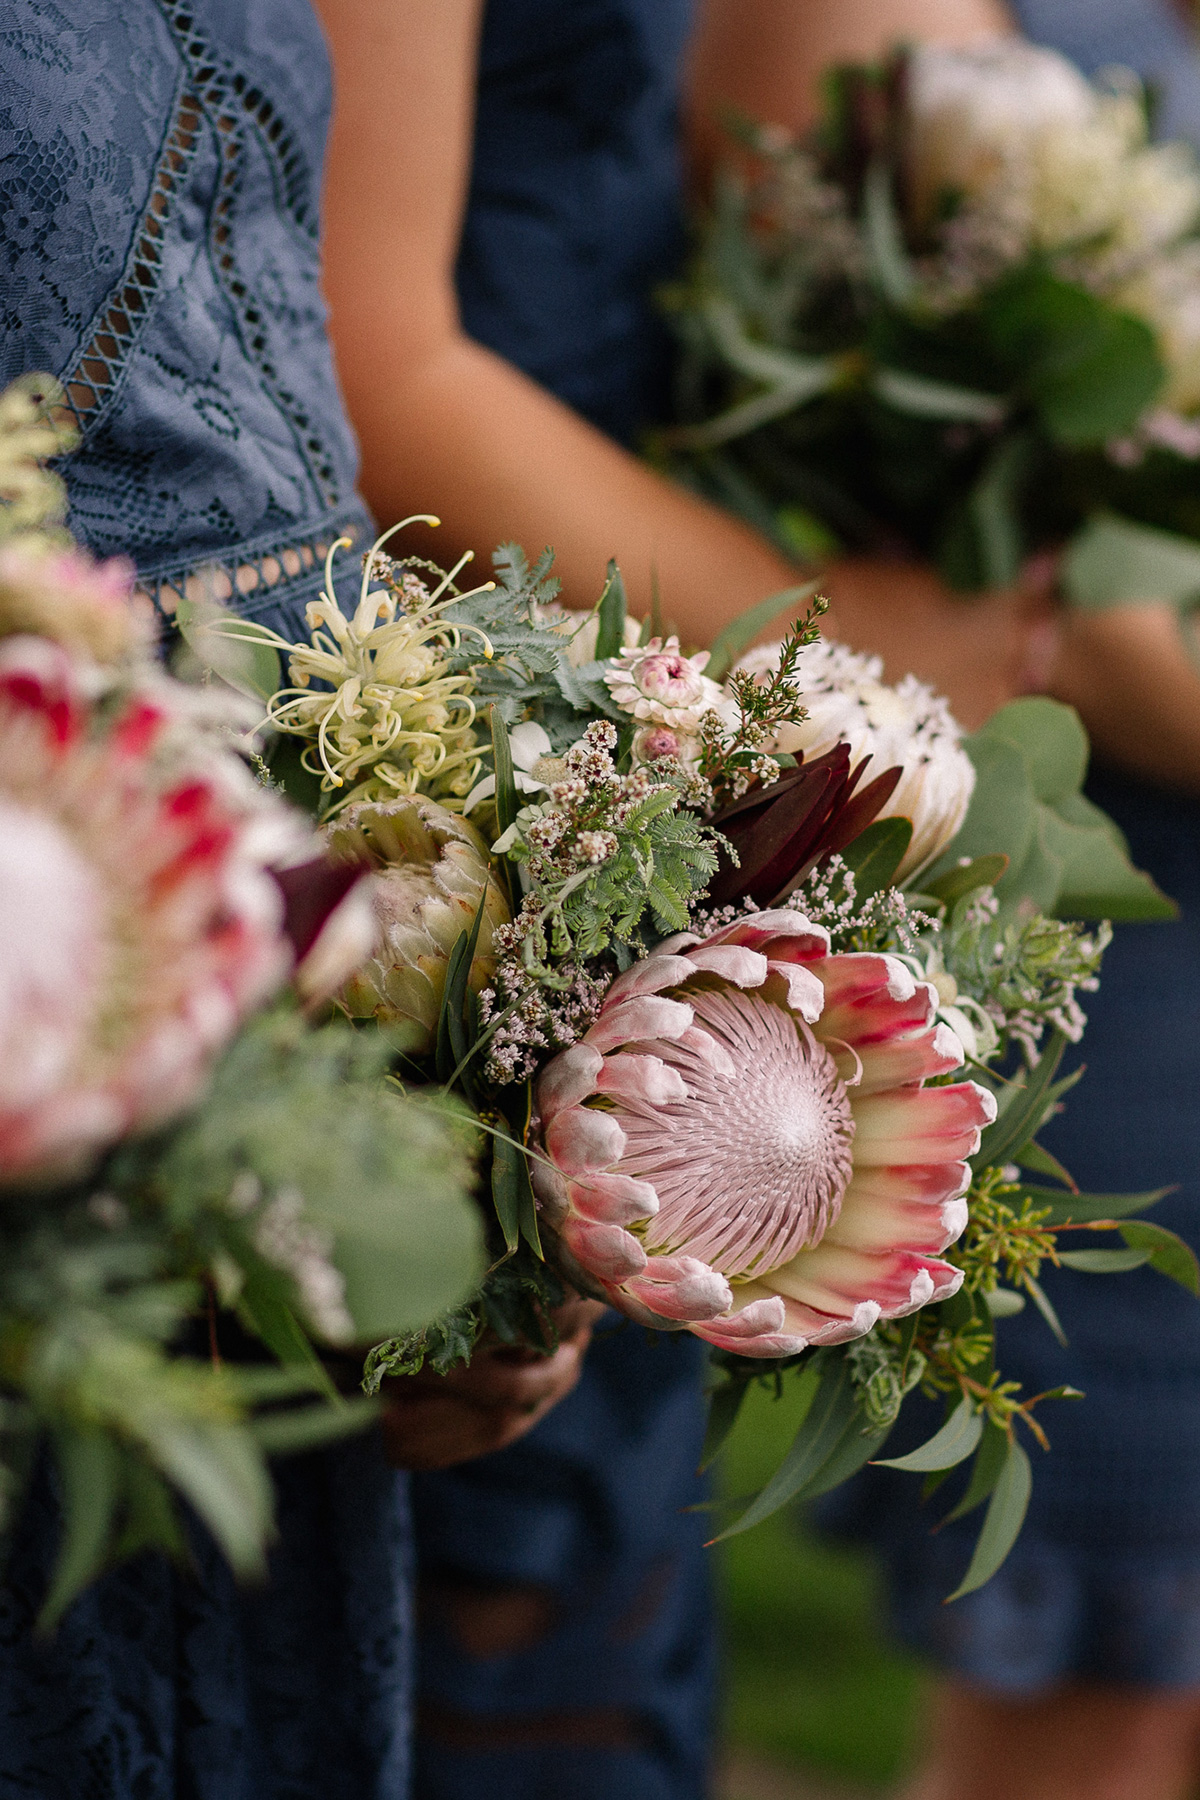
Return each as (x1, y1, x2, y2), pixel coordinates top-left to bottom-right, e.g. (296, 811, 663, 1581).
(532, 910, 996, 1356)
(0, 636, 371, 1183)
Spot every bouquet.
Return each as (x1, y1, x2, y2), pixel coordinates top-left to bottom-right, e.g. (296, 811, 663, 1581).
(664, 39, 1200, 612)
(0, 378, 484, 1623)
(201, 497, 1190, 1599)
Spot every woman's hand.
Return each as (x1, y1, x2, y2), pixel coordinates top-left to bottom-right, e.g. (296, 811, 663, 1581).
(377, 1297, 605, 1471)
(819, 556, 1055, 729)
(1047, 601, 1200, 793)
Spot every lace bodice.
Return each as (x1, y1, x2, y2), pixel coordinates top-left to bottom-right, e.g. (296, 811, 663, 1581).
(0, 0, 370, 634)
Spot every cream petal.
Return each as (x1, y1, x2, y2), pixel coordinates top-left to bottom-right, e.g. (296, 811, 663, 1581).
(622, 1253, 732, 1322)
(595, 1052, 689, 1109)
(605, 955, 700, 1003)
(544, 1105, 626, 1174)
(537, 1042, 604, 1122)
(585, 995, 695, 1054)
(561, 1215, 648, 1281)
(763, 960, 825, 1023)
(850, 1081, 997, 1164)
(854, 1021, 965, 1095)
(684, 944, 769, 987)
(568, 1172, 660, 1225)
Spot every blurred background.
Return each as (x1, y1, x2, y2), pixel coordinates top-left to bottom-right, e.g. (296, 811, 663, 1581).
(717, 1382, 928, 1800)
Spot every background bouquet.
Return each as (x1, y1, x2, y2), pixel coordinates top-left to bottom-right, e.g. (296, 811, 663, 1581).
(665, 39, 1200, 615)
(201, 493, 1189, 1598)
(0, 378, 484, 1623)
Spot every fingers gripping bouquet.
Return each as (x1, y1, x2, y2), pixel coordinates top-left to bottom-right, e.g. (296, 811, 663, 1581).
(666, 39, 1200, 616)
(221, 502, 1188, 1597)
(0, 380, 484, 1622)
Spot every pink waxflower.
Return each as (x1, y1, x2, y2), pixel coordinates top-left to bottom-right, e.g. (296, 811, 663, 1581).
(532, 910, 995, 1355)
(604, 636, 726, 732)
(0, 635, 365, 1182)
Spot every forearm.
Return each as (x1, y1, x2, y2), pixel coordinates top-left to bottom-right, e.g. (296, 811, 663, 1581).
(1049, 605, 1200, 793)
(339, 329, 798, 641)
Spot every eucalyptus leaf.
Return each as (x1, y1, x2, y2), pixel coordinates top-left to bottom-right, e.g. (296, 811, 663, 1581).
(1117, 1221, 1200, 1296)
(1064, 513, 1200, 613)
(700, 1377, 751, 1473)
(975, 1029, 1068, 1170)
(1057, 1248, 1151, 1274)
(922, 854, 1009, 907)
(876, 1395, 982, 1473)
(714, 1357, 858, 1541)
(490, 709, 519, 839)
(40, 1428, 122, 1629)
(842, 817, 913, 900)
(1024, 1274, 1068, 1347)
(947, 1436, 1032, 1600)
(595, 559, 629, 661)
(1027, 1184, 1172, 1226)
(943, 1417, 1010, 1523)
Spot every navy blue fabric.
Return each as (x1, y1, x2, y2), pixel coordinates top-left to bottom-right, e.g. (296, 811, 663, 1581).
(457, 0, 695, 446)
(413, 1325, 716, 1800)
(0, 4, 416, 1792)
(0, 0, 371, 640)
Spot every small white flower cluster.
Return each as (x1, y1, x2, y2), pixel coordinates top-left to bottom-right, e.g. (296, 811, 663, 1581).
(495, 720, 665, 884)
(227, 1172, 353, 1345)
(478, 947, 609, 1085)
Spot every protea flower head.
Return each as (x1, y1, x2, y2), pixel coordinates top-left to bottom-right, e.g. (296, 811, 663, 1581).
(533, 910, 995, 1356)
(327, 795, 510, 1055)
(0, 637, 310, 1182)
(735, 639, 974, 881)
(706, 744, 902, 909)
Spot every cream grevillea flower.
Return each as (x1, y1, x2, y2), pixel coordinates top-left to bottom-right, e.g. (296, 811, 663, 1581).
(734, 639, 974, 880)
(0, 637, 299, 1182)
(604, 636, 726, 732)
(533, 911, 993, 1356)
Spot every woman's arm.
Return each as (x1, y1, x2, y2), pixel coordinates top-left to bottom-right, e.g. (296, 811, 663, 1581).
(311, 0, 796, 643)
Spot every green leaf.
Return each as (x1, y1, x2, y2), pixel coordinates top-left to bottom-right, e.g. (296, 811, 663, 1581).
(984, 1286, 1026, 1317)
(705, 581, 819, 683)
(490, 708, 519, 839)
(490, 1131, 522, 1255)
(149, 1423, 273, 1581)
(594, 560, 628, 661)
(1063, 512, 1200, 614)
(975, 1029, 1069, 1170)
(1025, 1183, 1171, 1226)
(700, 1377, 751, 1473)
(39, 1428, 122, 1630)
(175, 599, 283, 704)
(251, 1397, 380, 1456)
(713, 1357, 858, 1541)
(863, 161, 918, 307)
(1117, 1220, 1200, 1296)
(237, 1279, 339, 1401)
(876, 1396, 982, 1473)
(800, 1417, 893, 1502)
(984, 268, 1164, 446)
(922, 853, 1009, 907)
(946, 1436, 1032, 1600)
(841, 816, 914, 900)
(1057, 1248, 1151, 1273)
(943, 1417, 1010, 1523)
(1023, 1274, 1068, 1347)
(1014, 1137, 1076, 1188)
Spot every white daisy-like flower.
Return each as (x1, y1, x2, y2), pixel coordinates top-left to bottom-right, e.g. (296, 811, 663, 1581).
(1117, 241, 1200, 415)
(604, 635, 726, 732)
(734, 639, 975, 881)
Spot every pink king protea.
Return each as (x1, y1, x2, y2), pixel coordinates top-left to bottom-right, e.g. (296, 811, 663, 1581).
(532, 911, 996, 1356)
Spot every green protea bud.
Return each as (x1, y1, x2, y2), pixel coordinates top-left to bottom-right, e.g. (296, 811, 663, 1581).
(327, 797, 510, 1055)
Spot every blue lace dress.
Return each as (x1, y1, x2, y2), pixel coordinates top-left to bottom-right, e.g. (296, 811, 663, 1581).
(413, 7, 718, 1800)
(820, 0, 1200, 1693)
(0, 5, 414, 1795)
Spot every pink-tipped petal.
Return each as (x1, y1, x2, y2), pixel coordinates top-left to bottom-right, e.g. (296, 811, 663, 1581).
(811, 953, 916, 1011)
(622, 1253, 732, 1322)
(537, 1043, 604, 1122)
(561, 1215, 648, 1282)
(684, 944, 769, 987)
(855, 1021, 965, 1095)
(851, 1081, 996, 1165)
(595, 1053, 689, 1109)
(605, 955, 700, 1002)
(654, 932, 702, 956)
(764, 960, 825, 1022)
(529, 1155, 569, 1219)
(567, 1172, 660, 1226)
(768, 1240, 962, 1321)
(816, 978, 938, 1052)
(692, 1295, 810, 1357)
(823, 1161, 972, 1254)
(709, 911, 830, 961)
(544, 1105, 627, 1174)
(585, 995, 694, 1055)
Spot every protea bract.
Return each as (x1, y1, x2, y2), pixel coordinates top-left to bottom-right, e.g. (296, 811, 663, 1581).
(533, 910, 994, 1356)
